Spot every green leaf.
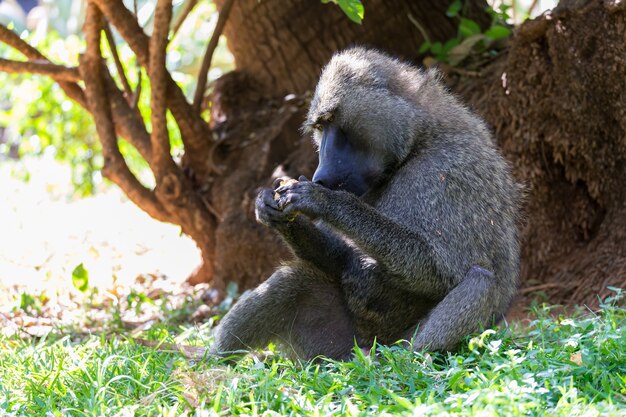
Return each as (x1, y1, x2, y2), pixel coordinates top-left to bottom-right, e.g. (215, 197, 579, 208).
(19, 292, 37, 312)
(443, 38, 461, 53)
(446, 0, 462, 17)
(484, 25, 511, 40)
(337, 0, 364, 24)
(459, 18, 481, 38)
(418, 41, 431, 54)
(72, 263, 90, 292)
(430, 42, 443, 55)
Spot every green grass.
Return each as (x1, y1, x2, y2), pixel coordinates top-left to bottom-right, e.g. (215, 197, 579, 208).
(1, 292, 625, 416)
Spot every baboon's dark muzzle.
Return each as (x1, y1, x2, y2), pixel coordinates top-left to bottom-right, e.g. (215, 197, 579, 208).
(313, 124, 371, 196)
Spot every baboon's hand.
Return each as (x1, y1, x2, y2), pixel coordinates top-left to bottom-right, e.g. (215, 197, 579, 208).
(274, 176, 331, 219)
(255, 188, 296, 227)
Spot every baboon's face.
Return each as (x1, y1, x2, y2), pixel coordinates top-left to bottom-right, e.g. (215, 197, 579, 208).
(308, 114, 386, 196)
(304, 50, 421, 196)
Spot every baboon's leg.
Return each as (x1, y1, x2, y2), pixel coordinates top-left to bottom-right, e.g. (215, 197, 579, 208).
(410, 266, 508, 352)
(287, 279, 358, 360)
(211, 264, 357, 360)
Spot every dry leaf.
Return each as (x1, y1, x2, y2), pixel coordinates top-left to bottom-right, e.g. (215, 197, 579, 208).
(570, 351, 583, 365)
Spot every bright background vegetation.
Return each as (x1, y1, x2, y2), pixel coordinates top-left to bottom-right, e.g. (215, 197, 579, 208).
(0, 0, 235, 195)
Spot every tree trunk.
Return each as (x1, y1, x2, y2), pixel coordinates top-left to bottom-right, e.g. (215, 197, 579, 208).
(215, 0, 491, 94)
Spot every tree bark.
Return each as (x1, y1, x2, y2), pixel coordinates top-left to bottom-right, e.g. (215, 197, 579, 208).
(457, 0, 626, 305)
(215, 0, 491, 94)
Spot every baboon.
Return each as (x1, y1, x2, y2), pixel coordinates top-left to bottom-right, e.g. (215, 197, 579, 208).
(210, 47, 520, 360)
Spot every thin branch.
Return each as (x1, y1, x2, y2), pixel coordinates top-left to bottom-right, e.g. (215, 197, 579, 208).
(0, 58, 81, 82)
(131, 0, 142, 109)
(0, 24, 47, 60)
(193, 0, 235, 112)
(407, 13, 431, 44)
(132, 68, 142, 108)
(82, 3, 168, 223)
(103, 21, 134, 103)
(87, 0, 149, 66)
(149, 0, 177, 180)
(172, 0, 199, 37)
(527, 0, 540, 17)
(0, 24, 86, 107)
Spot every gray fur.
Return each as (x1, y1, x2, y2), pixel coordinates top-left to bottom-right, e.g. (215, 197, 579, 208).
(211, 47, 520, 359)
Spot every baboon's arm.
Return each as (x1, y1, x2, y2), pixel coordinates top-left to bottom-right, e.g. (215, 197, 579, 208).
(278, 216, 355, 277)
(329, 194, 448, 295)
(256, 188, 354, 277)
(280, 182, 450, 297)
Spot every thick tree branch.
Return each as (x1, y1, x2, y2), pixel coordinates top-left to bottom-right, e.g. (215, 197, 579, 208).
(0, 25, 46, 60)
(103, 71, 152, 161)
(85, 0, 148, 64)
(131, 0, 142, 108)
(0, 58, 81, 82)
(103, 21, 134, 103)
(87, 0, 215, 178)
(82, 4, 168, 223)
(193, 0, 235, 112)
(0, 24, 86, 107)
(149, 0, 178, 181)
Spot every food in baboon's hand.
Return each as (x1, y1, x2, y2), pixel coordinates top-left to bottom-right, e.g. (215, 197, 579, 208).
(273, 178, 298, 206)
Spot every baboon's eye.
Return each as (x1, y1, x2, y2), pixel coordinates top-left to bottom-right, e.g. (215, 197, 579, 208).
(326, 114, 335, 123)
(313, 123, 324, 132)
